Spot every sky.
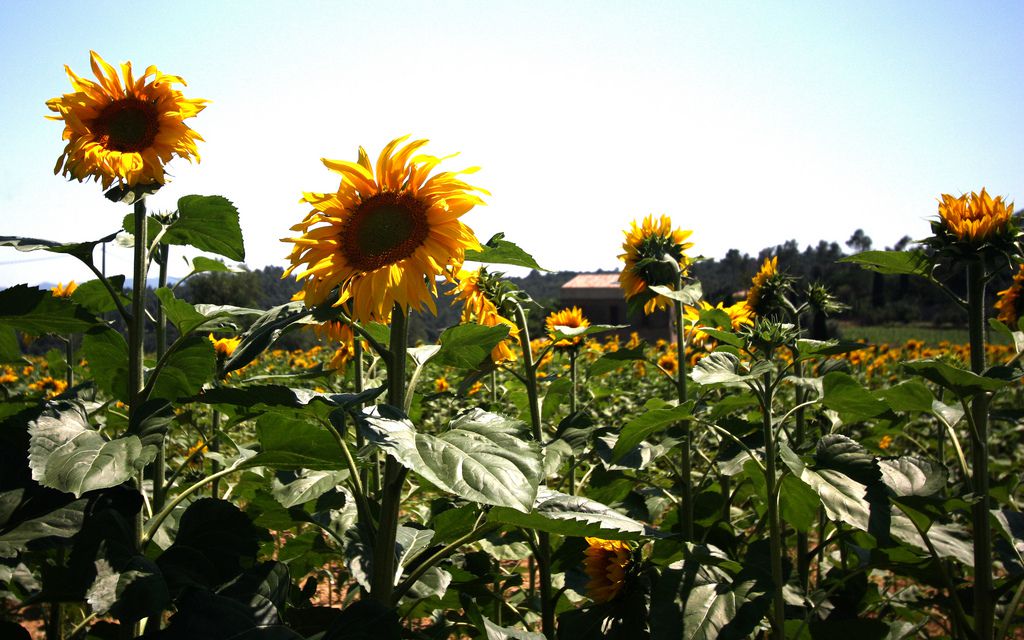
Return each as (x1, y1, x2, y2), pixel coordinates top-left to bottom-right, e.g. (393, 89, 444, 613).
(1, 0, 1022, 288)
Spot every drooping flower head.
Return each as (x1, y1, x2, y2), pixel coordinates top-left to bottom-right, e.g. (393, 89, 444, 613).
(284, 136, 487, 323)
(545, 306, 590, 349)
(583, 537, 633, 603)
(314, 320, 357, 371)
(47, 51, 207, 189)
(937, 189, 1014, 244)
(618, 215, 694, 314)
(51, 281, 78, 298)
(995, 263, 1024, 326)
(450, 267, 518, 364)
(744, 256, 794, 318)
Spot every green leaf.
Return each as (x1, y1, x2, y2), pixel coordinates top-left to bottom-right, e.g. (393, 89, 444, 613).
(433, 323, 509, 369)
(155, 287, 206, 334)
(648, 281, 703, 306)
(148, 335, 216, 401)
(81, 327, 129, 402)
(903, 359, 1011, 397)
(488, 487, 652, 539)
(360, 407, 542, 512)
(0, 284, 98, 335)
(223, 302, 311, 375)
(0, 232, 118, 267)
(699, 328, 744, 348)
(156, 498, 262, 589)
(795, 339, 866, 359)
(188, 255, 243, 274)
(71, 276, 129, 315)
(589, 345, 647, 377)
(822, 372, 891, 422)
(839, 250, 930, 277)
(28, 401, 155, 498)
(246, 413, 346, 470)
(878, 379, 934, 413)
(165, 195, 245, 261)
(611, 402, 694, 463)
(271, 470, 348, 508)
(464, 233, 546, 271)
(481, 616, 546, 640)
(0, 327, 22, 363)
(547, 323, 629, 343)
(778, 474, 820, 532)
(363, 321, 391, 348)
(878, 457, 947, 497)
(690, 352, 772, 387)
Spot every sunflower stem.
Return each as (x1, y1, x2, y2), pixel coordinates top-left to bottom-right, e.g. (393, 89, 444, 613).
(966, 260, 993, 640)
(129, 200, 149, 552)
(371, 304, 410, 607)
(512, 302, 555, 639)
(153, 243, 169, 512)
(760, 367, 787, 638)
(568, 348, 578, 496)
(672, 274, 692, 540)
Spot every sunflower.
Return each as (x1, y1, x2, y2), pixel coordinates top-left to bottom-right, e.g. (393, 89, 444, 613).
(46, 51, 206, 189)
(434, 377, 450, 393)
(313, 320, 358, 371)
(208, 333, 240, 358)
(995, 263, 1024, 326)
(450, 268, 518, 364)
(657, 351, 678, 377)
(545, 306, 590, 349)
(29, 376, 68, 398)
(284, 135, 487, 323)
(937, 188, 1014, 244)
(618, 214, 694, 314)
(185, 439, 208, 470)
(583, 537, 632, 603)
(51, 281, 78, 298)
(745, 257, 778, 315)
(0, 366, 17, 384)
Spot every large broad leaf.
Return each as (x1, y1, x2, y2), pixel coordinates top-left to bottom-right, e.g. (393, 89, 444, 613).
(903, 360, 1011, 397)
(648, 281, 703, 306)
(464, 233, 546, 271)
(839, 250, 930, 277)
(651, 561, 767, 640)
(156, 288, 258, 335)
(359, 407, 542, 512)
(164, 195, 245, 261)
(28, 402, 155, 498)
(611, 402, 694, 463)
(547, 323, 629, 343)
(148, 335, 216, 401)
(589, 345, 647, 377)
(878, 457, 947, 497)
(433, 323, 510, 369)
(488, 487, 652, 539)
(0, 232, 118, 267)
(72, 276, 129, 315)
(691, 352, 772, 387)
(0, 327, 22, 363)
(822, 372, 891, 422)
(0, 494, 88, 556)
(795, 339, 865, 359)
(271, 470, 348, 509)
(481, 617, 546, 640)
(878, 379, 934, 413)
(245, 413, 346, 471)
(223, 302, 310, 375)
(86, 555, 170, 622)
(0, 284, 98, 335)
(81, 327, 130, 402)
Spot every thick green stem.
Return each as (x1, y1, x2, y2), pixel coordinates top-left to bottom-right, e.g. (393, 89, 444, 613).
(152, 244, 169, 512)
(512, 303, 554, 639)
(129, 201, 148, 563)
(761, 371, 786, 637)
(371, 305, 409, 606)
(209, 410, 222, 498)
(673, 290, 692, 539)
(568, 349, 578, 495)
(966, 261, 993, 640)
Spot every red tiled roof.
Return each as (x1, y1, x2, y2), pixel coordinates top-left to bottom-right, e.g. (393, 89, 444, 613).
(561, 273, 621, 289)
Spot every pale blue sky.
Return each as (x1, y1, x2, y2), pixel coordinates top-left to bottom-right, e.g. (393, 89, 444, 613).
(1, 0, 1022, 286)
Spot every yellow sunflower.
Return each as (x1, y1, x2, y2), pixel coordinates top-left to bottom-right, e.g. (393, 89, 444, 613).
(46, 51, 206, 189)
(583, 537, 632, 603)
(450, 268, 518, 364)
(284, 136, 487, 322)
(208, 334, 240, 358)
(545, 306, 590, 349)
(314, 320, 358, 371)
(657, 351, 679, 377)
(995, 263, 1024, 326)
(29, 376, 68, 398)
(745, 257, 778, 314)
(51, 281, 78, 298)
(937, 188, 1014, 243)
(618, 214, 694, 314)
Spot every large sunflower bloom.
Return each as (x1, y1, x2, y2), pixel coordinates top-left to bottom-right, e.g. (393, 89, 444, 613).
(450, 268, 518, 364)
(46, 51, 206, 189)
(545, 306, 590, 349)
(995, 263, 1024, 326)
(618, 215, 694, 314)
(284, 136, 487, 322)
(937, 188, 1014, 244)
(745, 256, 778, 314)
(583, 537, 632, 603)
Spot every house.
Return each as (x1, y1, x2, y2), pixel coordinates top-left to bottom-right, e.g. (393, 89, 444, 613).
(559, 273, 672, 341)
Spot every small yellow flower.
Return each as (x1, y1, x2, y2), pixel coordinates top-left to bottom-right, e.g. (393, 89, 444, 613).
(47, 51, 207, 189)
(995, 264, 1024, 326)
(29, 376, 68, 398)
(545, 306, 590, 349)
(583, 537, 632, 603)
(208, 333, 240, 358)
(51, 281, 78, 298)
(450, 268, 518, 364)
(937, 188, 1014, 244)
(186, 439, 208, 469)
(878, 435, 893, 450)
(0, 366, 17, 384)
(657, 351, 678, 376)
(467, 380, 484, 395)
(434, 377, 450, 393)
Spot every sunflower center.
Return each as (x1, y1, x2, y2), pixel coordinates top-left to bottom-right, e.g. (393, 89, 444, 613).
(341, 191, 430, 272)
(93, 98, 160, 153)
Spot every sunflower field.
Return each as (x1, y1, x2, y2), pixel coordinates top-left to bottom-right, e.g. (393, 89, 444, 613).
(1, 51, 1023, 640)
